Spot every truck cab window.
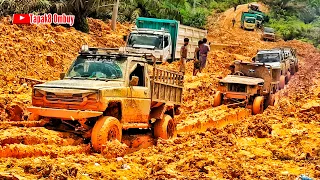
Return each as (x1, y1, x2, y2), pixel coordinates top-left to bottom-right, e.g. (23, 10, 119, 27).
(130, 63, 145, 87)
(164, 36, 169, 48)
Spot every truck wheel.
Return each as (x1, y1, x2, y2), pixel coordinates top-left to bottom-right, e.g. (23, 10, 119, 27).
(266, 94, 275, 107)
(213, 91, 222, 107)
(290, 66, 295, 75)
(252, 96, 264, 115)
(279, 75, 286, 89)
(28, 113, 39, 121)
(286, 71, 291, 83)
(91, 116, 122, 152)
(154, 114, 177, 139)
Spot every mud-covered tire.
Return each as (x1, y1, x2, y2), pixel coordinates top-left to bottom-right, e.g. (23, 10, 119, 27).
(252, 96, 264, 115)
(91, 116, 122, 152)
(279, 75, 286, 89)
(290, 66, 295, 75)
(266, 94, 275, 107)
(28, 113, 39, 121)
(154, 114, 177, 139)
(286, 71, 291, 83)
(213, 91, 222, 107)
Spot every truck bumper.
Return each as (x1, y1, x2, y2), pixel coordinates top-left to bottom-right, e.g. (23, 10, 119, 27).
(224, 92, 248, 100)
(28, 107, 103, 120)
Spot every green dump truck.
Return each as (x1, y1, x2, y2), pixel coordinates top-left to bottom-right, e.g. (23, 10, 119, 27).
(241, 12, 257, 30)
(248, 9, 268, 24)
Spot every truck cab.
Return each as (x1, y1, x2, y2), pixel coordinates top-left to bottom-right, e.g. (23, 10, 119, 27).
(262, 27, 275, 41)
(241, 12, 257, 30)
(255, 49, 291, 88)
(283, 47, 299, 74)
(121, 17, 207, 63)
(255, 14, 263, 27)
(124, 28, 172, 62)
(28, 46, 184, 152)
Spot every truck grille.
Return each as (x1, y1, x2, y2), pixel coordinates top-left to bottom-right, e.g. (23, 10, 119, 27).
(46, 92, 83, 102)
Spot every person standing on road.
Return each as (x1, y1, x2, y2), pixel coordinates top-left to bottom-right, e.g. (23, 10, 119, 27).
(180, 38, 189, 74)
(193, 40, 203, 76)
(229, 63, 235, 74)
(232, 18, 236, 27)
(200, 38, 210, 72)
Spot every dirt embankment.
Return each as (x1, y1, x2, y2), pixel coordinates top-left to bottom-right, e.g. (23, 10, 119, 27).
(0, 3, 320, 179)
(0, 17, 131, 121)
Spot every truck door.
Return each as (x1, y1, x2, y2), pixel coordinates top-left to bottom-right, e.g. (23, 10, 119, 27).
(162, 35, 171, 62)
(127, 61, 151, 123)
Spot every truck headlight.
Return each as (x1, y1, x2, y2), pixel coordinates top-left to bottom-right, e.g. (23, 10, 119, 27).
(33, 89, 44, 97)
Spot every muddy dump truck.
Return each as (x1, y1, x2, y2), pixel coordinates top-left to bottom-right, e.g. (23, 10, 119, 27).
(214, 61, 277, 115)
(255, 49, 291, 89)
(28, 46, 183, 152)
(262, 27, 276, 41)
(283, 47, 299, 74)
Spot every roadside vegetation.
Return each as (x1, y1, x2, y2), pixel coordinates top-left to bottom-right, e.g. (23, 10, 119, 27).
(0, 0, 319, 48)
(0, 0, 248, 31)
(262, 0, 320, 48)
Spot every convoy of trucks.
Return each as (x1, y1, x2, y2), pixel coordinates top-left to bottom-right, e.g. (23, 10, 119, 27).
(121, 17, 207, 63)
(25, 8, 298, 151)
(241, 4, 269, 30)
(214, 46, 299, 114)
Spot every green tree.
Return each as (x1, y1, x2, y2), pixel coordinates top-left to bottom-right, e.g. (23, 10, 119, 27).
(51, 0, 114, 33)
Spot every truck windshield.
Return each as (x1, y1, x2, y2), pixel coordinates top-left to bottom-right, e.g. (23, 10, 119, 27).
(256, 16, 263, 21)
(245, 18, 256, 23)
(264, 28, 275, 33)
(65, 56, 127, 80)
(127, 33, 162, 49)
(256, 53, 280, 63)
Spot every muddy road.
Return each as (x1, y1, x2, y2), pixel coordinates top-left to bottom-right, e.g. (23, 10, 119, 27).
(0, 3, 320, 179)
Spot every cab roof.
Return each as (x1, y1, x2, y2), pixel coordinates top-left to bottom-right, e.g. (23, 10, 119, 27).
(257, 49, 281, 54)
(79, 47, 155, 63)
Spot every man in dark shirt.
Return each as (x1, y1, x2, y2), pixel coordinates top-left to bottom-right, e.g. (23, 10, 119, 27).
(200, 38, 210, 72)
(180, 38, 189, 74)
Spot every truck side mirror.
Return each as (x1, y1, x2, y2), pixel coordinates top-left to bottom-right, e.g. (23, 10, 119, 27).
(129, 76, 139, 86)
(123, 35, 127, 42)
(60, 73, 65, 80)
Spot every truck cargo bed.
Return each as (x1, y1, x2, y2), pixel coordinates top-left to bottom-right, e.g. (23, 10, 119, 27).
(150, 67, 184, 105)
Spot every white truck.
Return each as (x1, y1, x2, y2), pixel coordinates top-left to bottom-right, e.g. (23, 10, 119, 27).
(121, 17, 207, 63)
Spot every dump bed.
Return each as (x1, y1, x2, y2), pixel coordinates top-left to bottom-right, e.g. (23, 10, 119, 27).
(175, 24, 207, 59)
(241, 12, 257, 23)
(248, 9, 266, 20)
(150, 67, 184, 105)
